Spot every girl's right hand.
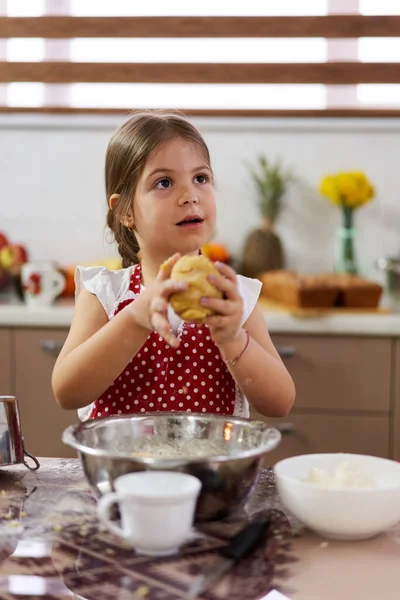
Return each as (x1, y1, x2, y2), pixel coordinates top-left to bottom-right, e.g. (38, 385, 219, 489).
(128, 253, 187, 348)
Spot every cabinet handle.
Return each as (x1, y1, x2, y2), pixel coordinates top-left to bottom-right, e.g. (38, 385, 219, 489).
(277, 346, 296, 359)
(275, 423, 294, 435)
(40, 340, 64, 357)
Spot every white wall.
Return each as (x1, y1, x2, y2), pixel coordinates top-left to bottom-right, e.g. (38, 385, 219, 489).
(1, 114, 399, 282)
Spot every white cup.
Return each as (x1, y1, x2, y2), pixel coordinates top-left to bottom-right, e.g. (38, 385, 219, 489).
(21, 262, 65, 307)
(97, 471, 201, 557)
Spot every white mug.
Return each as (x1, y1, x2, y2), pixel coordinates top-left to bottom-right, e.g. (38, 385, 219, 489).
(97, 471, 201, 557)
(21, 262, 65, 307)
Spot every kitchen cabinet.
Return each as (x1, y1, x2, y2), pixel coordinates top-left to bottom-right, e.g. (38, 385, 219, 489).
(272, 334, 392, 412)
(14, 328, 78, 459)
(256, 413, 390, 465)
(393, 340, 400, 461)
(251, 334, 394, 464)
(0, 328, 12, 395)
(1, 323, 399, 462)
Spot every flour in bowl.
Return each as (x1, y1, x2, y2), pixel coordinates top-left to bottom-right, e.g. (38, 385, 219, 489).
(128, 437, 228, 459)
(304, 460, 377, 490)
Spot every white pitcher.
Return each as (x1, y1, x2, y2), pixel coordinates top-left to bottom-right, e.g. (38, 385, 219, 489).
(21, 262, 65, 308)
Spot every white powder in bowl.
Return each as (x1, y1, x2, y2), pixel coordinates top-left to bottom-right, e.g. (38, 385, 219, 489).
(304, 460, 377, 490)
(128, 438, 227, 459)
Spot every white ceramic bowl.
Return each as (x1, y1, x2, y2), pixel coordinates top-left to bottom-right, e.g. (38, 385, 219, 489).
(274, 453, 400, 540)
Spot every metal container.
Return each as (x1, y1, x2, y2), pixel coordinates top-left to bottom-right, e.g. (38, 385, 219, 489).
(376, 256, 400, 310)
(62, 412, 281, 521)
(0, 396, 40, 471)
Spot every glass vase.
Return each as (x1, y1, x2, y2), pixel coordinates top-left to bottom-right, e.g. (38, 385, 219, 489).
(334, 207, 358, 275)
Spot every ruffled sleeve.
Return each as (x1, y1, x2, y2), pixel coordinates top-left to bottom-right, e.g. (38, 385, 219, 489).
(75, 265, 133, 320)
(234, 275, 261, 419)
(236, 274, 262, 326)
(74, 265, 134, 421)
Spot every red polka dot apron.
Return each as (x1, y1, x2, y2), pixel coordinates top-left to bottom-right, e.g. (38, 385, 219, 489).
(89, 264, 236, 419)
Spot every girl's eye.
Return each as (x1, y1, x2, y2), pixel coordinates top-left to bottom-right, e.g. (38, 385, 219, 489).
(155, 178, 172, 189)
(195, 174, 209, 184)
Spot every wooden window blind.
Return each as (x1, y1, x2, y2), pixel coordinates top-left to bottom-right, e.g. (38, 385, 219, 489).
(0, 2, 399, 117)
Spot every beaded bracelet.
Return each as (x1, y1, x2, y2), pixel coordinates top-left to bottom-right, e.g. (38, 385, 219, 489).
(224, 330, 250, 367)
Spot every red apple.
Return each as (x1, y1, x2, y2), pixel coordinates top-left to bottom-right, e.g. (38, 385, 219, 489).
(13, 244, 29, 265)
(0, 244, 29, 274)
(0, 232, 9, 250)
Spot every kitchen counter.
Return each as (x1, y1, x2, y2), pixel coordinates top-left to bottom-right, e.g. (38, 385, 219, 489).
(1, 296, 400, 336)
(0, 457, 397, 600)
(0, 299, 75, 328)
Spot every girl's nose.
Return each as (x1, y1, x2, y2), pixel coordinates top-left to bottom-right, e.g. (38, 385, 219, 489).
(178, 191, 199, 206)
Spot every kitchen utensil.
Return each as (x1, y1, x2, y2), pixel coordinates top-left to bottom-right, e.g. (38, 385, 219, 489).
(97, 471, 201, 556)
(376, 256, 400, 310)
(0, 396, 40, 471)
(62, 412, 281, 521)
(275, 453, 400, 540)
(187, 516, 270, 599)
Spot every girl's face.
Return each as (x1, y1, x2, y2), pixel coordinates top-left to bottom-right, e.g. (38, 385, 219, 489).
(132, 137, 216, 261)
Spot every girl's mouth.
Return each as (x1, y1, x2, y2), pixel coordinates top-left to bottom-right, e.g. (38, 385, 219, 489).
(176, 217, 204, 228)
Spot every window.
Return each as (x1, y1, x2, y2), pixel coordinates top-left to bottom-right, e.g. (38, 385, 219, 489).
(69, 0, 329, 17)
(1, 0, 399, 115)
(358, 0, 400, 107)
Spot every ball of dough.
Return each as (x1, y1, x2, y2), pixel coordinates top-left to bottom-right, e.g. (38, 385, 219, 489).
(169, 255, 223, 322)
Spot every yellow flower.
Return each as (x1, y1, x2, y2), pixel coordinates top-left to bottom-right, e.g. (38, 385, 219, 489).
(320, 176, 341, 205)
(320, 171, 375, 209)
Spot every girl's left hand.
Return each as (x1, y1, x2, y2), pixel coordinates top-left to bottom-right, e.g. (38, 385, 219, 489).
(201, 262, 243, 346)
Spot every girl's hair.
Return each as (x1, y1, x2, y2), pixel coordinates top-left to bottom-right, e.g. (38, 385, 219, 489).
(105, 110, 212, 268)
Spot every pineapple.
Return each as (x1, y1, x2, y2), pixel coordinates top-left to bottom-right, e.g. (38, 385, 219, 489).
(240, 156, 292, 278)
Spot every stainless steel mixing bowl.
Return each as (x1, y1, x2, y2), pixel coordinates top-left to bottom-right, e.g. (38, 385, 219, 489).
(62, 412, 281, 521)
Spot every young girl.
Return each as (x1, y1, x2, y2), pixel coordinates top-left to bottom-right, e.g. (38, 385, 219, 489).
(52, 110, 295, 421)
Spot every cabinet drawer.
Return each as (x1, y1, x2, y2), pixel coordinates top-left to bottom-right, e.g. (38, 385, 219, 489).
(15, 328, 78, 458)
(0, 329, 12, 395)
(272, 334, 391, 412)
(252, 411, 390, 464)
(393, 340, 400, 461)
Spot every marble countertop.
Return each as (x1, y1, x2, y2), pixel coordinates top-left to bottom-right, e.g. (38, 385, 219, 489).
(0, 457, 397, 600)
(0, 298, 75, 328)
(1, 296, 400, 336)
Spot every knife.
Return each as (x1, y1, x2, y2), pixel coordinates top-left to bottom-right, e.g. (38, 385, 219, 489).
(187, 516, 271, 599)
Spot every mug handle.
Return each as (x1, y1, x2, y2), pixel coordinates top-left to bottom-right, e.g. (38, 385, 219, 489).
(97, 492, 127, 539)
(50, 271, 66, 300)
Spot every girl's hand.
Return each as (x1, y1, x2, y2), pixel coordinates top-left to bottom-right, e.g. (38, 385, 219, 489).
(128, 253, 187, 347)
(201, 262, 243, 346)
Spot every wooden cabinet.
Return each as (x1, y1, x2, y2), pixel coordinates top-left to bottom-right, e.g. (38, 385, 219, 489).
(0, 328, 12, 395)
(14, 328, 78, 459)
(0, 324, 398, 461)
(272, 334, 392, 412)
(252, 412, 390, 465)
(251, 334, 394, 464)
(393, 340, 400, 461)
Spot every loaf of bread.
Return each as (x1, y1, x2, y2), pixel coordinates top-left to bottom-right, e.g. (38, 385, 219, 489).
(332, 274, 383, 308)
(260, 270, 383, 309)
(260, 271, 339, 308)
